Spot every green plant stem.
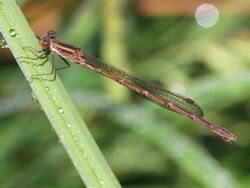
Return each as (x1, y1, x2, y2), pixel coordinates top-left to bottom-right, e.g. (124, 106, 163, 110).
(0, 1, 121, 187)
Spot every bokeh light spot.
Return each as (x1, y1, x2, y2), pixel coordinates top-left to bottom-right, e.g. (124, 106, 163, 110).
(195, 3, 219, 28)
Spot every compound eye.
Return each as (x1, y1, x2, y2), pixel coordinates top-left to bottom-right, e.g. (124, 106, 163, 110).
(41, 40, 50, 48)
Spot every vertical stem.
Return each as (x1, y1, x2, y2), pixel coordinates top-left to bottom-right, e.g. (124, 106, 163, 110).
(0, 1, 121, 187)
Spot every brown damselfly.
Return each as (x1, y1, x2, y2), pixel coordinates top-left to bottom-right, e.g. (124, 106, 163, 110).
(22, 31, 237, 143)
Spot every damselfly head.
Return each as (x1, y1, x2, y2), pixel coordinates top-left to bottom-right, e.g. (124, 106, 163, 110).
(39, 31, 56, 49)
(39, 36, 50, 49)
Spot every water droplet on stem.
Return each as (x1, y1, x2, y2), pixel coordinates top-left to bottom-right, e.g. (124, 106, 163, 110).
(58, 107, 64, 114)
(9, 29, 17, 37)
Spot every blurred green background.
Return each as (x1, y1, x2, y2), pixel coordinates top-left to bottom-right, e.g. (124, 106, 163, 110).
(0, 0, 250, 187)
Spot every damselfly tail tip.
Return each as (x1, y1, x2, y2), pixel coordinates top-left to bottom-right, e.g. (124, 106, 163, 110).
(222, 134, 237, 143)
(214, 127, 237, 143)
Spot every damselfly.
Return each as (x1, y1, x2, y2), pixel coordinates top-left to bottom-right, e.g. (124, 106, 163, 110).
(23, 31, 237, 143)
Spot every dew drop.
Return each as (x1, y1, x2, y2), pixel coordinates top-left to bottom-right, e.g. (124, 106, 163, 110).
(31, 91, 42, 110)
(58, 107, 64, 114)
(45, 87, 50, 91)
(9, 29, 17, 37)
(99, 180, 104, 185)
(67, 122, 71, 128)
(0, 33, 8, 48)
(70, 131, 78, 142)
(58, 134, 64, 143)
(0, 38, 7, 48)
(83, 154, 88, 159)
